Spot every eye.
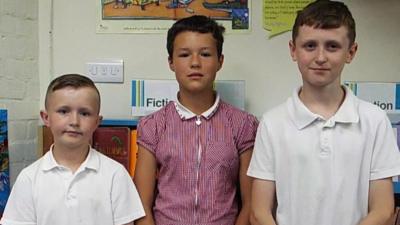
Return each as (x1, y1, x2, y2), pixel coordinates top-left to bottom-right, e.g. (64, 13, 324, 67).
(80, 111, 91, 117)
(326, 42, 341, 51)
(303, 41, 316, 51)
(200, 52, 212, 57)
(177, 52, 190, 58)
(57, 109, 68, 115)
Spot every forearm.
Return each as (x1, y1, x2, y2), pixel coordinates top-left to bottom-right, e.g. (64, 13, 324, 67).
(250, 178, 277, 225)
(250, 210, 276, 225)
(236, 150, 253, 225)
(357, 210, 393, 225)
(358, 178, 395, 225)
(134, 146, 157, 225)
(235, 203, 251, 225)
(134, 207, 155, 225)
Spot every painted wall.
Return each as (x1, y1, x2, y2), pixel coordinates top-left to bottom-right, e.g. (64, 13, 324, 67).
(39, 0, 400, 119)
(0, 0, 39, 184)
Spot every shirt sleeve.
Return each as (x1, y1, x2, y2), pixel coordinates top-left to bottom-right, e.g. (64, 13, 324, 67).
(370, 115, 400, 180)
(236, 114, 259, 154)
(111, 165, 145, 225)
(0, 170, 36, 225)
(136, 113, 162, 154)
(247, 115, 275, 181)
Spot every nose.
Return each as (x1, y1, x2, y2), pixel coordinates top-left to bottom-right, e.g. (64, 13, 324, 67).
(315, 48, 327, 65)
(190, 54, 201, 68)
(69, 112, 80, 127)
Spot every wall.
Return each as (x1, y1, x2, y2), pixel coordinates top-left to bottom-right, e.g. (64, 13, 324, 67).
(0, 0, 39, 184)
(38, 0, 400, 119)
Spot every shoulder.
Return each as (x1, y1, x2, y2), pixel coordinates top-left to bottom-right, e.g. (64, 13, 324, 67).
(137, 102, 175, 129)
(219, 101, 258, 123)
(11, 156, 47, 188)
(18, 156, 46, 178)
(93, 150, 127, 172)
(260, 101, 288, 123)
(356, 98, 388, 122)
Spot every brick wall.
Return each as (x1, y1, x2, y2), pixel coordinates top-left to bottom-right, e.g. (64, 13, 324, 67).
(0, 0, 39, 185)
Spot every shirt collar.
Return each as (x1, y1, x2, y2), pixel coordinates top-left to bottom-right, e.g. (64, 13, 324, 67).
(288, 86, 359, 130)
(42, 145, 100, 172)
(174, 93, 220, 120)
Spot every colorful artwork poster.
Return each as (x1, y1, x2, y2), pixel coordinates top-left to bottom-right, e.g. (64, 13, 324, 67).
(98, 0, 250, 33)
(0, 109, 10, 216)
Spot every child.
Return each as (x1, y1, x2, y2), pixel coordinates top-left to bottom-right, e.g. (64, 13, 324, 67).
(0, 74, 145, 225)
(248, 1, 400, 225)
(134, 15, 258, 225)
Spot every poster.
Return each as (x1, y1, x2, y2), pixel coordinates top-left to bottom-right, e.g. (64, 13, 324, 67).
(263, 0, 313, 38)
(0, 109, 10, 216)
(345, 82, 400, 113)
(98, 0, 250, 33)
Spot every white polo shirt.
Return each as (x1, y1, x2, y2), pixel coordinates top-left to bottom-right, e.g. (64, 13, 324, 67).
(248, 86, 400, 225)
(1, 147, 145, 225)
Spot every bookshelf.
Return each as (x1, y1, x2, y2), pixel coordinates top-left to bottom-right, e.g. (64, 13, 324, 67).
(100, 119, 138, 127)
(40, 118, 140, 177)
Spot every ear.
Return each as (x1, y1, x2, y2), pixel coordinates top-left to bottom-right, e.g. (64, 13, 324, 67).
(217, 54, 224, 71)
(40, 110, 50, 127)
(168, 56, 175, 72)
(96, 115, 103, 128)
(289, 40, 297, 62)
(346, 42, 358, 63)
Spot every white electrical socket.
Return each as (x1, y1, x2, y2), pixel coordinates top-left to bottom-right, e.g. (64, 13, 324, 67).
(86, 60, 124, 83)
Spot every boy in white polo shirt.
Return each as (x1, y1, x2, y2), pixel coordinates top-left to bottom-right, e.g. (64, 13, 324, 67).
(247, 1, 400, 225)
(0, 74, 145, 225)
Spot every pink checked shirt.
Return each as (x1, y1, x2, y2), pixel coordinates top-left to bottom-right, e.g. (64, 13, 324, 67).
(137, 95, 258, 225)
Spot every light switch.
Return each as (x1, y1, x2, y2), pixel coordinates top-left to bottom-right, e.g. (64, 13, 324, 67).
(86, 60, 123, 83)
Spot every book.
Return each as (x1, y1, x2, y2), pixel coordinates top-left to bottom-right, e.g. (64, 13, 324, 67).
(92, 127, 131, 172)
(129, 129, 138, 178)
(0, 109, 10, 217)
(41, 126, 54, 155)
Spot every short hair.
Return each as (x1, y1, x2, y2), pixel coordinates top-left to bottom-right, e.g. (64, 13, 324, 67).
(167, 15, 225, 58)
(44, 74, 101, 112)
(292, 0, 356, 47)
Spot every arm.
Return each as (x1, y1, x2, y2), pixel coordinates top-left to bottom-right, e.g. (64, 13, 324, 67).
(235, 149, 253, 225)
(133, 145, 157, 225)
(250, 178, 277, 225)
(358, 178, 394, 225)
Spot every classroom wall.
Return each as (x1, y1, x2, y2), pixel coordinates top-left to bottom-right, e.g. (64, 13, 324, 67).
(38, 0, 400, 119)
(0, 0, 39, 184)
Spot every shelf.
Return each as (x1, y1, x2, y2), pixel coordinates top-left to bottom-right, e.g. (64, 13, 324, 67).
(100, 119, 138, 127)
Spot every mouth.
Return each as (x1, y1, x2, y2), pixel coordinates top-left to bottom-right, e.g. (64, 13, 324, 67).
(310, 67, 330, 71)
(63, 131, 83, 136)
(188, 73, 204, 78)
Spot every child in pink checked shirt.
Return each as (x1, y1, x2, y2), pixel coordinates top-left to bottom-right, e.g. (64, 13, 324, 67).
(134, 15, 258, 225)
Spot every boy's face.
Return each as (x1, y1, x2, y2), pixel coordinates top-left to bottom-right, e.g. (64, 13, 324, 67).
(168, 31, 224, 94)
(40, 87, 101, 151)
(289, 25, 357, 89)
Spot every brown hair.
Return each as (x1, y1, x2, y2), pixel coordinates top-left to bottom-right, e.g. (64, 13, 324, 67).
(44, 74, 100, 112)
(292, 0, 356, 47)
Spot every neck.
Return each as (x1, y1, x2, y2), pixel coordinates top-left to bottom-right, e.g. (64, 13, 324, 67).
(299, 84, 345, 119)
(52, 144, 89, 173)
(178, 90, 215, 115)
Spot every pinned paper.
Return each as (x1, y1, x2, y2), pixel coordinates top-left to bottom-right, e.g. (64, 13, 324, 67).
(263, 0, 314, 38)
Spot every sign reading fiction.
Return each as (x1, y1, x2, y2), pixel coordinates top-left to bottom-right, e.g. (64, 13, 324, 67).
(132, 79, 245, 117)
(345, 82, 400, 113)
